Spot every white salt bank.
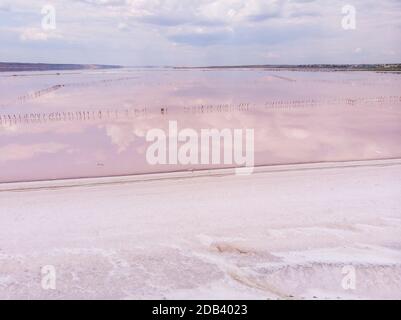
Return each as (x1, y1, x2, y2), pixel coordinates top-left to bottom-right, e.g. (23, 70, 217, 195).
(0, 160, 400, 299)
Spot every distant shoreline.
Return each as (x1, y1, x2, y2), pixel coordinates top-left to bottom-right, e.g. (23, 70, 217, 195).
(1, 62, 400, 73)
(0, 62, 122, 72)
(173, 64, 401, 72)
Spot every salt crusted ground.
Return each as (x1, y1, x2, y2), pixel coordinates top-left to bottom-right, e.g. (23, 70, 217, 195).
(0, 160, 401, 300)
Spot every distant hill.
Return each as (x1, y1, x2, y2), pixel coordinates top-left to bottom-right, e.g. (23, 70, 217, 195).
(0, 62, 122, 72)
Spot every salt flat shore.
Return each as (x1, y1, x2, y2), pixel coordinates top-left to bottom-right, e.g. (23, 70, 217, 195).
(1, 159, 401, 299)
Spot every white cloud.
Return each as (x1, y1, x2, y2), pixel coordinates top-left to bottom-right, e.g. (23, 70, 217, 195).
(18, 27, 63, 42)
(0, 143, 70, 162)
(0, 0, 400, 65)
(19, 28, 49, 41)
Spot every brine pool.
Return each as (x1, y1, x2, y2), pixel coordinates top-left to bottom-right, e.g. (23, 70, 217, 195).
(1, 68, 401, 183)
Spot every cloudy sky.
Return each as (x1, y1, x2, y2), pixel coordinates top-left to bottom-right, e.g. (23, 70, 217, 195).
(0, 0, 400, 66)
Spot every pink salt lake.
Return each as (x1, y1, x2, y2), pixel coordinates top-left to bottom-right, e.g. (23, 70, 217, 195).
(0, 68, 400, 183)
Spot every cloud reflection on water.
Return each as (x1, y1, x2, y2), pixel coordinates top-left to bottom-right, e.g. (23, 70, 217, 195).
(1, 68, 401, 182)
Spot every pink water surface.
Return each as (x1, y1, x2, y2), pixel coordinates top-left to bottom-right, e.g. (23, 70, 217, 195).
(1, 68, 401, 183)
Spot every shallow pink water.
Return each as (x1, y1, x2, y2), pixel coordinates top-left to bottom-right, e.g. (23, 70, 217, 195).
(1, 68, 401, 183)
